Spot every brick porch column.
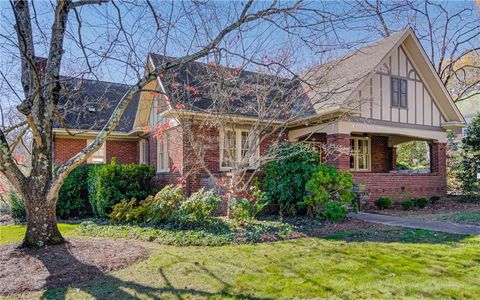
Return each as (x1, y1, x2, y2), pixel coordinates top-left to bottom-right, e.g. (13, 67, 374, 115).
(326, 133, 351, 170)
(387, 146, 396, 171)
(430, 142, 446, 175)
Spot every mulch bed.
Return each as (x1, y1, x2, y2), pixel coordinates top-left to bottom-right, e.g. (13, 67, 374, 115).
(0, 237, 149, 295)
(366, 199, 480, 217)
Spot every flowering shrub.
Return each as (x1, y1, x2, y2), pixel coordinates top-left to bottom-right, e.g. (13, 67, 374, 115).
(229, 181, 268, 222)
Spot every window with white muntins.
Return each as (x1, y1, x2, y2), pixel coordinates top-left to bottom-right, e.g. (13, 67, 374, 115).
(220, 128, 259, 170)
(350, 137, 371, 171)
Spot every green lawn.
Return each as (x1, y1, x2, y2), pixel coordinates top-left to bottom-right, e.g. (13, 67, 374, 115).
(413, 210, 480, 226)
(1, 224, 480, 299)
(0, 223, 78, 245)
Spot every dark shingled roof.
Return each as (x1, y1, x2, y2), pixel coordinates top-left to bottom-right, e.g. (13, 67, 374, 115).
(54, 77, 139, 133)
(149, 53, 308, 120)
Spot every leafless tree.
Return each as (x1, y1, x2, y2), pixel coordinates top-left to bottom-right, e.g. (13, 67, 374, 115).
(342, 0, 479, 102)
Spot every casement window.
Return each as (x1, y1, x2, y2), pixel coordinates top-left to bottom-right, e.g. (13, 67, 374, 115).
(350, 137, 371, 171)
(391, 77, 407, 108)
(87, 140, 106, 163)
(220, 128, 259, 170)
(156, 134, 169, 172)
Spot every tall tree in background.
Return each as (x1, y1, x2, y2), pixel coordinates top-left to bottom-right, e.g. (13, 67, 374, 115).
(460, 113, 480, 193)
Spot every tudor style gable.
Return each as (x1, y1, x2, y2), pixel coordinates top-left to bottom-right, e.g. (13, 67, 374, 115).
(352, 29, 464, 130)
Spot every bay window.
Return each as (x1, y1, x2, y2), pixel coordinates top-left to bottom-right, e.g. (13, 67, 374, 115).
(220, 128, 259, 170)
(350, 137, 371, 171)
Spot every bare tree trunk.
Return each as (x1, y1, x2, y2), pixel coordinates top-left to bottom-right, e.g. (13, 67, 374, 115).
(22, 193, 64, 248)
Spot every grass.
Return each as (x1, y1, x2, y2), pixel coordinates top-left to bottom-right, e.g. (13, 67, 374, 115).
(417, 210, 480, 226)
(0, 223, 78, 245)
(326, 227, 468, 243)
(1, 223, 480, 299)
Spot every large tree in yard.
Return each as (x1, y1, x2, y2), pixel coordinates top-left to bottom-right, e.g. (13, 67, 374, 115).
(0, 0, 349, 248)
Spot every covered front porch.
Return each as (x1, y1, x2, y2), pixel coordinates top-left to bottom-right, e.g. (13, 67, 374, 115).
(288, 119, 448, 203)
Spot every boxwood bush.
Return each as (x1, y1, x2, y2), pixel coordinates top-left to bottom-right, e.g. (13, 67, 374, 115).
(375, 197, 393, 209)
(262, 142, 320, 215)
(401, 199, 414, 210)
(89, 159, 156, 217)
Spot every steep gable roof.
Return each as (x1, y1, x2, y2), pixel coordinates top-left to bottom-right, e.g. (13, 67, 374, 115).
(301, 28, 465, 125)
(54, 77, 140, 133)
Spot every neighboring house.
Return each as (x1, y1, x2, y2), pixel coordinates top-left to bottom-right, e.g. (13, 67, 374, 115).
(53, 28, 465, 204)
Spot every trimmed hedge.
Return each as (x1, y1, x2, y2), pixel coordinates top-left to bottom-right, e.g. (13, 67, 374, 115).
(89, 159, 156, 217)
(375, 197, 393, 209)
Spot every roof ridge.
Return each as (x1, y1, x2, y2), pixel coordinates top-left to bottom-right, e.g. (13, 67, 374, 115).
(59, 75, 132, 88)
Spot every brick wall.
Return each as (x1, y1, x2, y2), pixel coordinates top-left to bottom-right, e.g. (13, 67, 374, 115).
(152, 123, 282, 199)
(53, 137, 139, 165)
(54, 138, 87, 164)
(106, 140, 139, 164)
(352, 142, 447, 204)
(370, 136, 389, 173)
(326, 133, 350, 169)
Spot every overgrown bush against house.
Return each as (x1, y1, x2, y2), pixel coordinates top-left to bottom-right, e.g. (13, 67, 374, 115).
(176, 188, 221, 225)
(300, 163, 354, 220)
(109, 185, 221, 227)
(262, 142, 320, 215)
(57, 164, 99, 219)
(89, 159, 156, 217)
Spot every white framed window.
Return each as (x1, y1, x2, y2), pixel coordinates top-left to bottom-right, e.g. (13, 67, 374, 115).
(350, 137, 371, 171)
(87, 139, 106, 163)
(219, 128, 259, 170)
(156, 134, 169, 172)
(139, 140, 149, 164)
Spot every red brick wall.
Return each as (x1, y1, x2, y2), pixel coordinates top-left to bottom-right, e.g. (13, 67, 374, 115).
(53, 137, 139, 165)
(352, 143, 447, 204)
(152, 123, 282, 197)
(54, 138, 87, 164)
(106, 140, 139, 164)
(370, 136, 389, 173)
(326, 134, 350, 169)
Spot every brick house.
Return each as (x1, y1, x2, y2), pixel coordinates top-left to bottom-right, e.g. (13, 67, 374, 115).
(53, 28, 465, 204)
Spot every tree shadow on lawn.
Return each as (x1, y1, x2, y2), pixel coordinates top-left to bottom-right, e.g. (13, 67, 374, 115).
(36, 242, 270, 300)
(323, 226, 471, 244)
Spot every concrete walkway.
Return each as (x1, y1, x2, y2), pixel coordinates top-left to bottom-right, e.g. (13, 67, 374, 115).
(349, 212, 480, 235)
